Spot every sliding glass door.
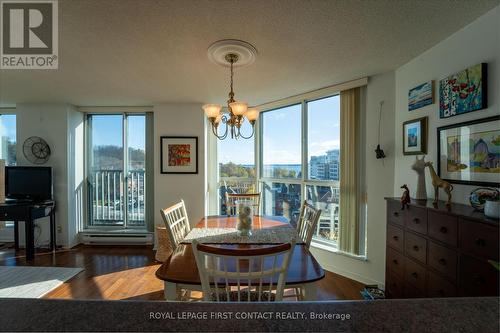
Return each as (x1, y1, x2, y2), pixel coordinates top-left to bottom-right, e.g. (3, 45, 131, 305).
(87, 114, 146, 228)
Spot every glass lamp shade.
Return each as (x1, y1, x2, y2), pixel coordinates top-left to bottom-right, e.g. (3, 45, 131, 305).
(245, 108, 259, 121)
(229, 102, 248, 116)
(203, 104, 222, 118)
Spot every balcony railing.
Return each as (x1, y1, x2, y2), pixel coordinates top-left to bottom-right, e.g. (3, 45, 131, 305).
(90, 170, 145, 227)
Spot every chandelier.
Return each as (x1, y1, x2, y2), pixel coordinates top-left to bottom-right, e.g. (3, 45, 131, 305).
(203, 40, 259, 140)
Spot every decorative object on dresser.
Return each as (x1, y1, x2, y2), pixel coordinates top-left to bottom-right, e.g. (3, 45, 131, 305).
(402, 117, 428, 155)
(385, 198, 499, 299)
(469, 188, 499, 211)
(425, 161, 453, 206)
(437, 115, 500, 187)
(375, 101, 386, 159)
(483, 200, 500, 219)
(439, 63, 487, 119)
(409, 81, 434, 111)
(411, 155, 427, 200)
(400, 185, 410, 210)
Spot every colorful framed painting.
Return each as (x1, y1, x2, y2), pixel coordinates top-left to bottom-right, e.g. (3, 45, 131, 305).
(439, 63, 487, 118)
(409, 81, 434, 111)
(160, 136, 198, 174)
(403, 117, 428, 155)
(437, 115, 500, 186)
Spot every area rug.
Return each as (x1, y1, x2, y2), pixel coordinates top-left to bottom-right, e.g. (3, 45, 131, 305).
(0, 266, 83, 298)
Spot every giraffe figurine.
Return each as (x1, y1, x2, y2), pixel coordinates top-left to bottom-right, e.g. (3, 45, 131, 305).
(425, 161, 454, 206)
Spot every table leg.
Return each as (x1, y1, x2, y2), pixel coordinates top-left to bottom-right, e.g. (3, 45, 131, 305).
(50, 209, 56, 252)
(164, 281, 178, 301)
(25, 219, 35, 261)
(301, 282, 317, 301)
(14, 221, 19, 250)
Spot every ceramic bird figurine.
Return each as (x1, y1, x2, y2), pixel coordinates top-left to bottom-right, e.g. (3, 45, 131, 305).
(401, 184, 411, 210)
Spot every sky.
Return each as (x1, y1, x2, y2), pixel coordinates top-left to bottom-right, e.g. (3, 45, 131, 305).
(219, 95, 340, 165)
(0, 115, 17, 142)
(91, 115, 145, 150)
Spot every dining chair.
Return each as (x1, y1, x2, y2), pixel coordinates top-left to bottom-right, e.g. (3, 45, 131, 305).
(296, 200, 322, 248)
(287, 201, 321, 301)
(225, 192, 261, 216)
(192, 239, 296, 302)
(160, 200, 191, 250)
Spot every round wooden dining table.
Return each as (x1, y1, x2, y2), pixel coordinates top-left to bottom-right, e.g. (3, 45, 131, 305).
(155, 215, 325, 301)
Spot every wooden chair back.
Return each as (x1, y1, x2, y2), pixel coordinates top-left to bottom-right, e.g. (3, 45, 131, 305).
(160, 200, 191, 250)
(296, 201, 322, 248)
(192, 239, 296, 302)
(225, 193, 261, 216)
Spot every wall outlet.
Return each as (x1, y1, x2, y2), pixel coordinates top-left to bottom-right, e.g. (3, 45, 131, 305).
(57, 225, 62, 233)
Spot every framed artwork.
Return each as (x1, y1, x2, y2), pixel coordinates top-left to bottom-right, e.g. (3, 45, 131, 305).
(437, 115, 500, 186)
(403, 117, 428, 155)
(409, 81, 434, 111)
(160, 136, 198, 174)
(439, 63, 487, 118)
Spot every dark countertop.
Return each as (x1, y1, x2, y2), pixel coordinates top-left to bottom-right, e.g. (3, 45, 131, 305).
(0, 297, 498, 332)
(385, 197, 499, 226)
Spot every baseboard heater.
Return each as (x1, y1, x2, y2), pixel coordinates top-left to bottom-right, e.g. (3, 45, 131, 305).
(81, 233, 153, 245)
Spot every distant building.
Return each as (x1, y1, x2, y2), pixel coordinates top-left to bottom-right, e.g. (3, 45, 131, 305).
(309, 149, 339, 180)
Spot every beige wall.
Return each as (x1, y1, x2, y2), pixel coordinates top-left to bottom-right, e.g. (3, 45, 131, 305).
(394, 6, 500, 204)
(153, 104, 206, 229)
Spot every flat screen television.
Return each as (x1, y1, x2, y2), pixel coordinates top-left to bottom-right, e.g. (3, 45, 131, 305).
(5, 166, 53, 201)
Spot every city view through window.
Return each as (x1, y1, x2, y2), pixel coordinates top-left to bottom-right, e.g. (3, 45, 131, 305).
(0, 114, 17, 166)
(218, 95, 341, 245)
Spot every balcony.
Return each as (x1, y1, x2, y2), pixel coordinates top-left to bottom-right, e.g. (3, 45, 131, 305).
(90, 170, 145, 227)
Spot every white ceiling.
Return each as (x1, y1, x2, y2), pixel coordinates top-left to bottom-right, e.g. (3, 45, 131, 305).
(0, 0, 498, 107)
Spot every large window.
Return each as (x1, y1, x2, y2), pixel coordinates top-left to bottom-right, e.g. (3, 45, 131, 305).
(217, 117, 255, 214)
(0, 114, 16, 166)
(87, 114, 146, 228)
(260, 95, 340, 246)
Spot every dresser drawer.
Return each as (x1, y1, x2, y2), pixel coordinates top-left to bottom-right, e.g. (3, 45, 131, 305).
(386, 247, 405, 278)
(387, 201, 405, 226)
(403, 284, 425, 298)
(385, 272, 404, 298)
(0, 205, 28, 220)
(460, 255, 499, 296)
(405, 232, 427, 264)
(387, 225, 404, 252)
(427, 271, 456, 298)
(428, 241, 457, 281)
(460, 219, 499, 261)
(405, 206, 427, 235)
(428, 211, 458, 247)
(404, 257, 426, 291)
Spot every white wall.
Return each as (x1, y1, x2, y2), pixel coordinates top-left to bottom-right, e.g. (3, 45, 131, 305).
(14, 103, 83, 248)
(310, 71, 396, 286)
(394, 6, 500, 203)
(153, 104, 206, 229)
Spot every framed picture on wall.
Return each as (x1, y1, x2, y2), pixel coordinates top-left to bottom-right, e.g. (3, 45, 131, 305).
(403, 117, 428, 155)
(437, 115, 500, 186)
(160, 136, 198, 174)
(439, 63, 488, 119)
(408, 81, 434, 111)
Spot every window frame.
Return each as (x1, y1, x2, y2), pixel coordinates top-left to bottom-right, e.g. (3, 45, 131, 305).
(258, 94, 341, 250)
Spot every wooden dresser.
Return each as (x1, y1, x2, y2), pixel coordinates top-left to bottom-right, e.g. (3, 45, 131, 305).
(385, 198, 499, 298)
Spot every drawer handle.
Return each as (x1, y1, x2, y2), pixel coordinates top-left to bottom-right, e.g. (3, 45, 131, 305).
(411, 272, 418, 278)
(438, 258, 447, 266)
(393, 212, 399, 217)
(439, 226, 448, 234)
(392, 259, 398, 265)
(413, 245, 419, 252)
(413, 218, 420, 224)
(475, 238, 486, 247)
(392, 235, 399, 241)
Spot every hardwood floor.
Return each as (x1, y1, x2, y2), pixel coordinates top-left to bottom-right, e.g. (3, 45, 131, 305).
(0, 245, 364, 301)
